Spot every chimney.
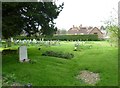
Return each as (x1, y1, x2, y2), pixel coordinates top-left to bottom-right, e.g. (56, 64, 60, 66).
(79, 24, 82, 29)
(73, 25, 75, 28)
(80, 24, 82, 27)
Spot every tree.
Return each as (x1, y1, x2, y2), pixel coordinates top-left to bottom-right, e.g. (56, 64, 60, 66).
(103, 9, 118, 47)
(2, 3, 24, 46)
(2, 2, 64, 46)
(2, 3, 23, 39)
(60, 29, 67, 35)
(105, 24, 118, 47)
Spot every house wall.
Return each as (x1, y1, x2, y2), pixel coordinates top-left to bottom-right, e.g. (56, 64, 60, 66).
(89, 28, 103, 38)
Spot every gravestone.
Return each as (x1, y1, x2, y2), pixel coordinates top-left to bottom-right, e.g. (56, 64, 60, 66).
(26, 40, 29, 44)
(19, 46, 29, 62)
(29, 39, 32, 44)
(14, 40, 18, 45)
(46, 41, 50, 46)
(74, 41, 79, 51)
(11, 37, 14, 42)
(49, 40, 52, 46)
(42, 38, 44, 41)
(16, 40, 19, 43)
(19, 40, 22, 44)
(33, 39, 37, 44)
(22, 39, 26, 45)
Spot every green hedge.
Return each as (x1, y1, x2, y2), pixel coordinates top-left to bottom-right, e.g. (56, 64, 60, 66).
(45, 34, 98, 41)
(14, 36, 43, 40)
(13, 34, 98, 41)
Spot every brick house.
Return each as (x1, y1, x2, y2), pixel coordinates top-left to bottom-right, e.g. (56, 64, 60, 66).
(88, 27, 103, 38)
(67, 25, 104, 38)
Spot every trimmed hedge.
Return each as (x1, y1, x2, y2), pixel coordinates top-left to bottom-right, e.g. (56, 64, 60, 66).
(13, 34, 98, 41)
(45, 34, 98, 41)
(13, 36, 43, 40)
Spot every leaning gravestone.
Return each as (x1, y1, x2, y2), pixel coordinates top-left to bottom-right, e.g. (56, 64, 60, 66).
(19, 46, 29, 62)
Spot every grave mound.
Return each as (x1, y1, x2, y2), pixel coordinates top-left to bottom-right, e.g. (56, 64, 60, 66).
(42, 51, 74, 59)
(76, 70, 100, 85)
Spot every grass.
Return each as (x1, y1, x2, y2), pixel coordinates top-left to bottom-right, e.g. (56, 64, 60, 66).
(2, 41, 118, 86)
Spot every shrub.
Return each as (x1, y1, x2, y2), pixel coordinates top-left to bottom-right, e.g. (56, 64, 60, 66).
(42, 51, 74, 59)
(2, 73, 16, 86)
(2, 49, 17, 55)
(2, 73, 23, 86)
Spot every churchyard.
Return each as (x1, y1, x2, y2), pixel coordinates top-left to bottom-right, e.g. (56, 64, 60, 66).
(2, 1, 119, 87)
(1, 39, 118, 86)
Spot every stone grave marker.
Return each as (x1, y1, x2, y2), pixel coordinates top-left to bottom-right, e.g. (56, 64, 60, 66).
(29, 39, 32, 44)
(42, 38, 44, 41)
(19, 46, 29, 62)
(22, 39, 27, 45)
(33, 39, 37, 44)
(19, 40, 22, 44)
(14, 40, 17, 45)
(74, 41, 79, 51)
(11, 37, 14, 42)
(45, 41, 49, 46)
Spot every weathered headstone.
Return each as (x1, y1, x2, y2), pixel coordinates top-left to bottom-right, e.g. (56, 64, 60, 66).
(29, 39, 32, 44)
(14, 40, 18, 45)
(33, 39, 37, 44)
(16, 40, 19, 43)
(42, 38, 44, 41)
(11, 37, 14, 42)
(46, 40, 50, 46)
(19, 40, 22, 44)
(19, 46, 29, 62)
(21, 39, 26, 45)
(24, 39, 27, 43)
(74, 41, 79, 51)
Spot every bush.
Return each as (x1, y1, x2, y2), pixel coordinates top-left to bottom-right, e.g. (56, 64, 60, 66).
(42, 51, 74, 59)
(2, 73, 22, 86)
(2, 49, 17, 55)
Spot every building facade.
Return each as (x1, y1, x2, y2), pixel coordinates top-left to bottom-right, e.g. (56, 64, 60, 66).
(67, 25, 104, 39)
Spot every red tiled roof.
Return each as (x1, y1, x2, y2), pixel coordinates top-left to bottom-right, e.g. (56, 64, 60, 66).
(68, 26, 103, 35)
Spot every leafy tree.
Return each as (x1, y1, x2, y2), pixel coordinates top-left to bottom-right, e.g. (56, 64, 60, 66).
(2, 2, 64, 46)
(103, 10, 118, 47)
(2, 3, 23, 39)
(2, 3, 24, 46)
(60, 29, 67, 34)
(106, 24, 118, 47)
(20, 2, 64, 37)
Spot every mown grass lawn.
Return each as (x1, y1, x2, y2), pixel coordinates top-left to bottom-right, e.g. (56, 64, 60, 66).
(2, 41, 118, 86)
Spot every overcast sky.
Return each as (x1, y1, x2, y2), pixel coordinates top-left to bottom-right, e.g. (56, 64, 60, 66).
(54, 0, 119, 30)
